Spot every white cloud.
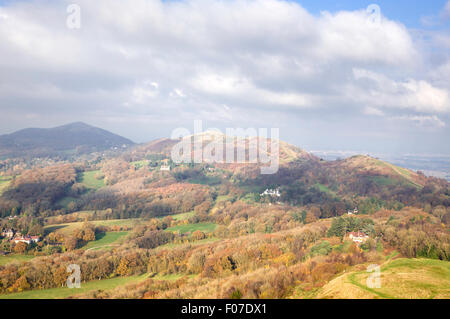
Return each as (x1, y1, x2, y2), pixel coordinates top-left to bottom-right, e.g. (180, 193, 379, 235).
(421, 1, 450, 26)
(352, 68, 450, 113)
(390, 115, 446, 128)
(431, 33, 450, 49)
(190, 72, 312, 108)
(130, 80, 159, 104)
(364, 106, 384, 116)
(317, 10, 418, 65)
(170, 88, 186, 98)
(442, 1, 450, 20)
(0, 0, 447, 136)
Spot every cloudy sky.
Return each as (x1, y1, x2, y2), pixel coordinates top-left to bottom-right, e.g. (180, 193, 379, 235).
(0, 0, 449, 155)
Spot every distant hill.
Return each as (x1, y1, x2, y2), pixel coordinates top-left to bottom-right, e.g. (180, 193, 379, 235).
(124, 134, 449, 207)
(0, 122, 134, 158)
(327, 155, 427, 188)
(129, 133, 318, 170)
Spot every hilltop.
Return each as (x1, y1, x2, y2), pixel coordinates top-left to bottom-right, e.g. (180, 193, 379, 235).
(312, 258, 450, 299)
(0, 122, 134, 158)
(128, 133, 318, 170)
(332, 155, 427, 188)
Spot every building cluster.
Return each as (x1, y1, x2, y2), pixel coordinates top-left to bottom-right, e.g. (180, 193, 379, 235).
(1, 228, 40, 244)
(260, 188, 281, 197)
(347, 207, 359, 215)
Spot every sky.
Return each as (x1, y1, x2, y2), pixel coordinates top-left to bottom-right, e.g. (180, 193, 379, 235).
(0, 0, 449, 155)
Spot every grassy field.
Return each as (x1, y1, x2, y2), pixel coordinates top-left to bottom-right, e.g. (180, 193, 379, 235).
(314, 183, 332, 193)
(45, 210, 107, 223)
(55, 196, 78, 208)
(151, 273, 197, 281)
(188, 175, 221, 186)
(130, 160, 149, 169)
(80, 170, 105, 190)
(0, 274, 148, 299)
(82, 231, 129, 251)
(0, 254, 35, 266)
(44, 219, 141, 235)
(369, 176, 399, 186)
(347, 156, 422, 189)
(313, 183, 339, 198)
(0, 176, 12, 195)
(375, 159, 423, 189)
(369, 175, 421, 191)
(166, 211, 195, 221)
(215, 195, 231, 202)
(166, 222, 217, 234)
(314, 258, 450, 299)
(155, 237, 220, 251)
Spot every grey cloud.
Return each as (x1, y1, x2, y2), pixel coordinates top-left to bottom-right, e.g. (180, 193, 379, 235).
(0, 0, 448, 153)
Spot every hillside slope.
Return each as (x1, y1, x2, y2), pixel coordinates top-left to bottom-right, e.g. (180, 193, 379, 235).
(0, 122, 134, 158)
(129, 134, 318, 166)
(324, 155, 428, 188)
(314, 258, 450, 299)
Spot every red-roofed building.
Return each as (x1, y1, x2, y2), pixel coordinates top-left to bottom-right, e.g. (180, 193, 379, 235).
(347, 231, 369, 244)
(12, 235, 40, 245)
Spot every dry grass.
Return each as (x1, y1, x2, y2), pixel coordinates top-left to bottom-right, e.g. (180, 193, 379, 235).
(315, 258, 450, 299)
(341, 155, 423, 188)
(0, 177, 11, 195)
(44, 218, 141, 235)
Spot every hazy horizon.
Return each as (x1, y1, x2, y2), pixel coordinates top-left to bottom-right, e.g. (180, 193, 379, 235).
(3, 121, 450, 161)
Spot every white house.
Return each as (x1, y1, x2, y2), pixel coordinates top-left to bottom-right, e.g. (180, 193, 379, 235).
(260, 188, 281, 197)
(160, 165, 171, 171)
(347, 231, 369, 244)
(12, 235, 40, 245)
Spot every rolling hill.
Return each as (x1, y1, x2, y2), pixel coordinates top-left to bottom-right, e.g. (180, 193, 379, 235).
(0, 122, 134, 158)
(130, 133, 318, 171)
(313, 258, 450, 299)
(0, 125, 448, 300)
